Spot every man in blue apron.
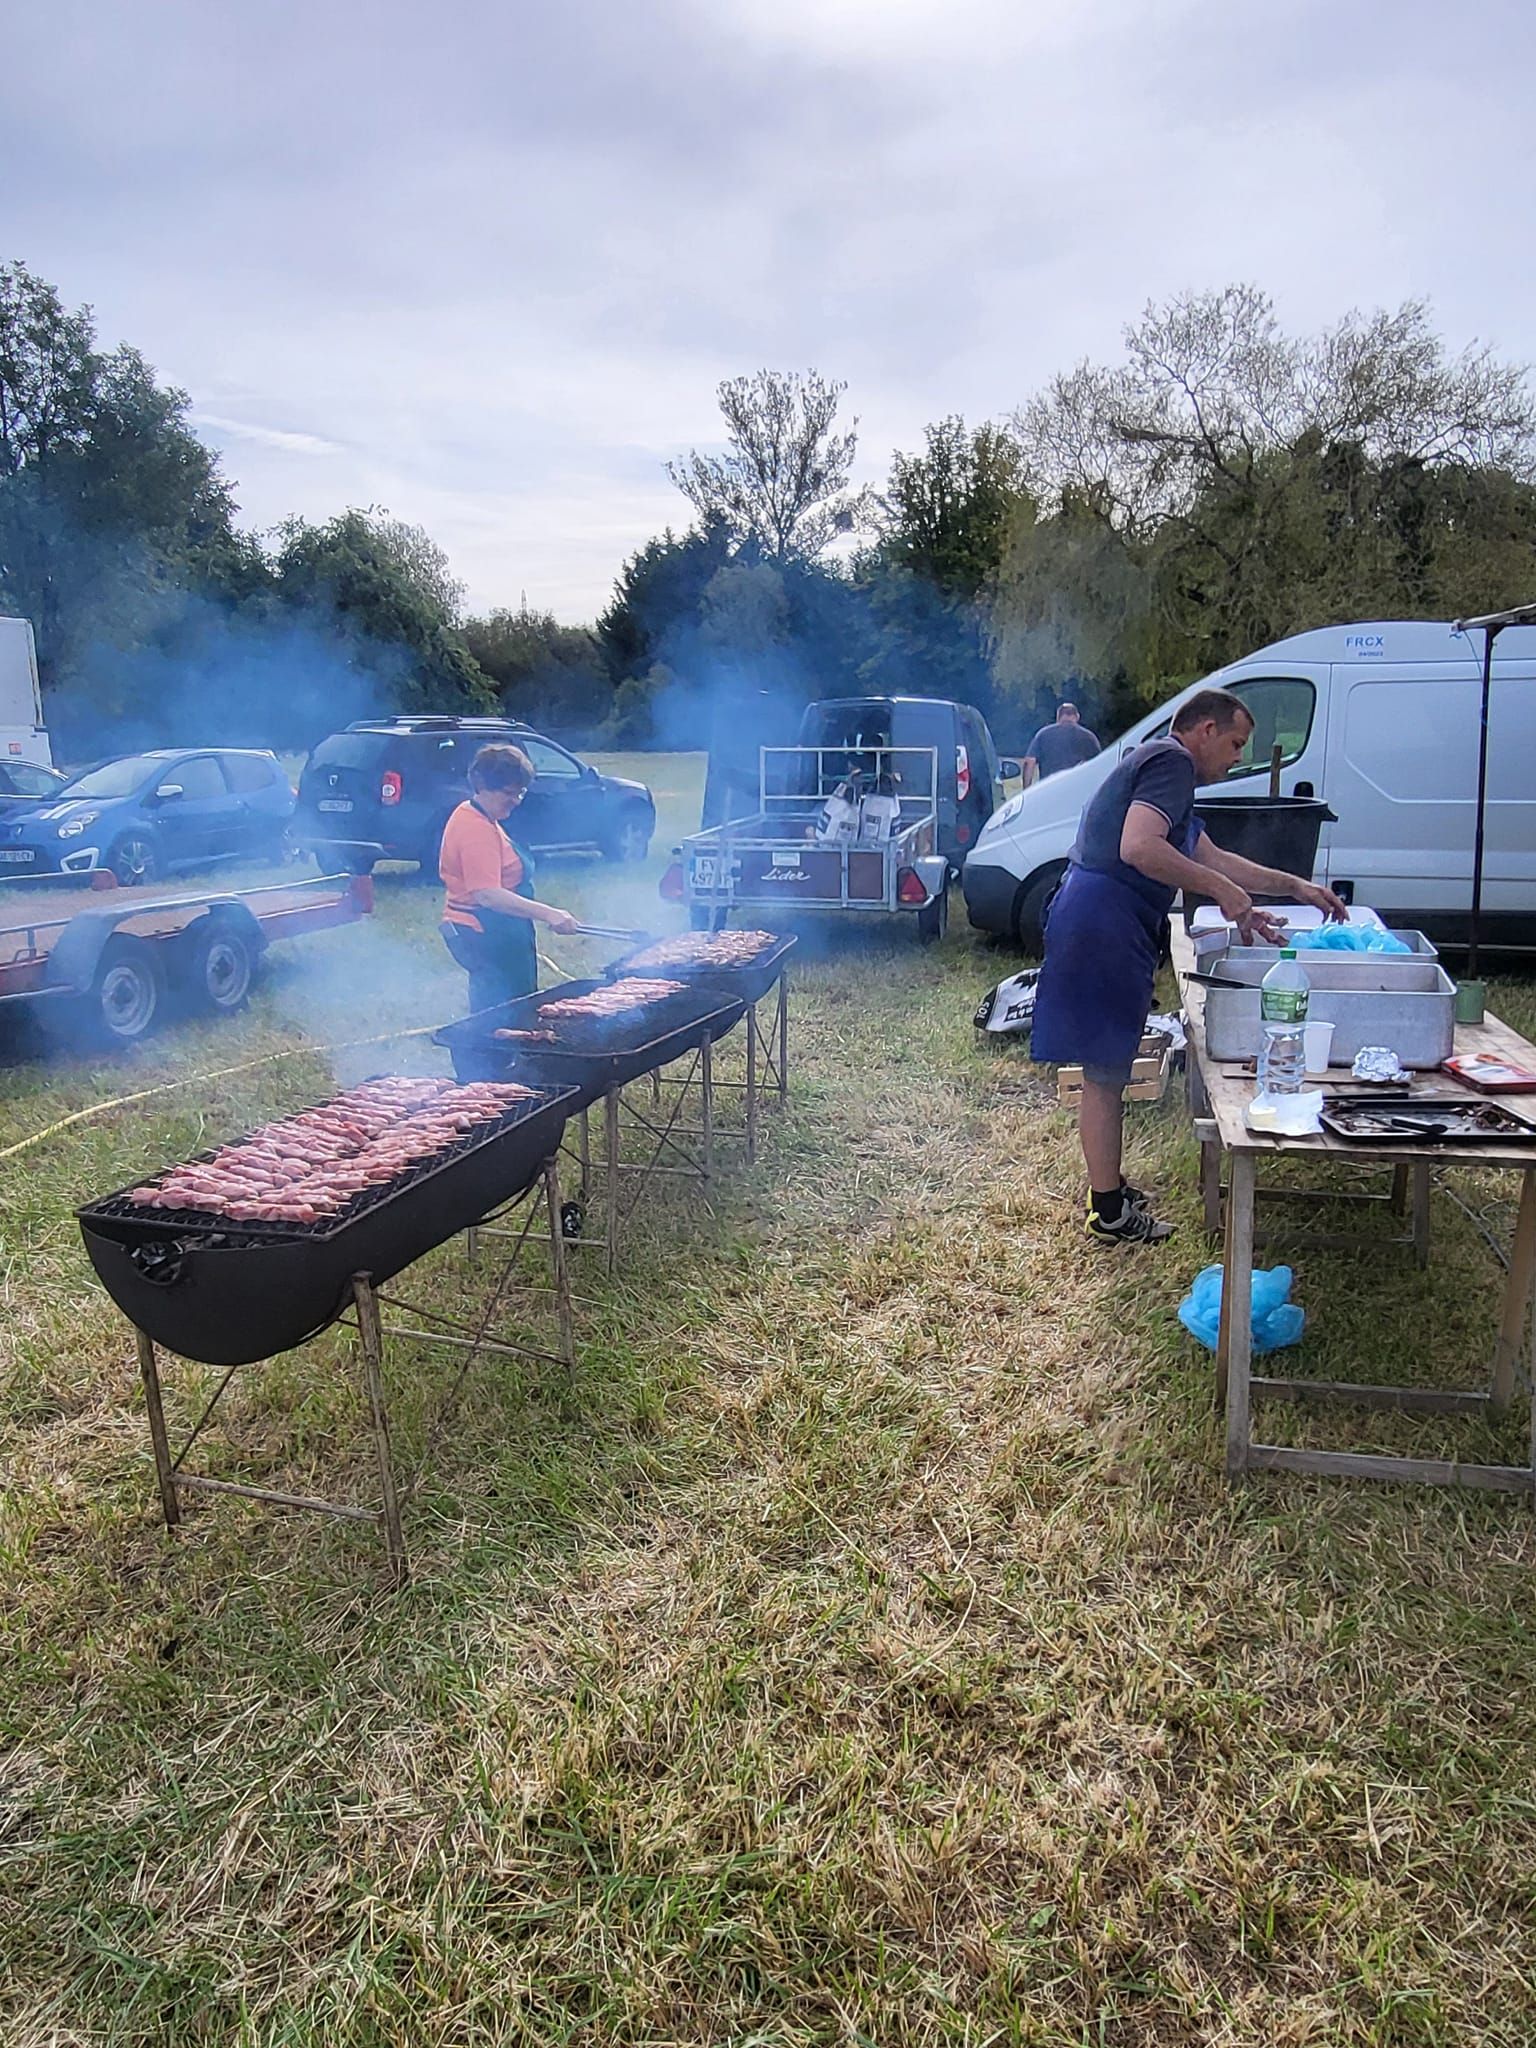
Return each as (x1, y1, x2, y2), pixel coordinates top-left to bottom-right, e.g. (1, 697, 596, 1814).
(1031, 688, 1346, 1245)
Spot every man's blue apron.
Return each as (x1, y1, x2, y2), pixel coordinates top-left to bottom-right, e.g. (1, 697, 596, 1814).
(1030, 821, 1197, 1072)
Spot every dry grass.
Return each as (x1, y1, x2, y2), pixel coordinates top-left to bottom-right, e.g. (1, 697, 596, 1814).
(3, 755, 1536, 2046)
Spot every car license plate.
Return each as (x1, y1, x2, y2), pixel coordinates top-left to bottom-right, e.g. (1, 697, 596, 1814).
(0, 849, 36, 863)
(318, 798, 353, 812)
(691, 856, 718, 888)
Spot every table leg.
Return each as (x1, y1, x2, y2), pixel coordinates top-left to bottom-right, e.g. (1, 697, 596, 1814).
(1223, 1152, 1256, 1480)
(135, 1328, 181, 1530)
(1201, 1137, 1222, 1237)
(353, 1276, 406, 1585)
(1490, 1168, 1536, 1420)
(1411, 1160, 1432, 1270)
(1390, 1165, 1409, 1217)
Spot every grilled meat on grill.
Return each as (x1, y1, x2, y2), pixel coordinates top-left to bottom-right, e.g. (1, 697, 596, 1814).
(622, 930, 775, 970)
(126, 1077, 538, 1222)
(535, 977, 687, 1020)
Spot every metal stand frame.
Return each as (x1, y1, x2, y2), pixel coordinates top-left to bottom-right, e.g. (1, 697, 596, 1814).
(131, 1158, 575, 1583)
(638, 968, 791, 1163)
(561, 1039, 721, 1274)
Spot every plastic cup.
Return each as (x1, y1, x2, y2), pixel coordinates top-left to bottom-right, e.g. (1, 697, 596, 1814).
(1303, 1020, 1336, 1073)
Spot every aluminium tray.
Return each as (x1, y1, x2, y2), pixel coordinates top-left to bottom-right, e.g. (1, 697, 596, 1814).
(1200, 954, 1456, 1069)
(1319, 1096, 1536, 1146)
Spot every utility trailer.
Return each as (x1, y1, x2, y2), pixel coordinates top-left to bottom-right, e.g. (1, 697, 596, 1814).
(668, 745, 952, 941)
(0, 870, 373, 1046)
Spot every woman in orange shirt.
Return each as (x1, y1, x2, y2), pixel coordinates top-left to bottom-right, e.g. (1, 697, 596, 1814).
(439, 744, 578, 1011)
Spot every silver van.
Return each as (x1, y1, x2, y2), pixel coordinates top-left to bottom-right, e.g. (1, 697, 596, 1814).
(962, 620, 1536, 951)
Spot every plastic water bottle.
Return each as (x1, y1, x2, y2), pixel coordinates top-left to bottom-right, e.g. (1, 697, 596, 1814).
(1259, 948, 1309, 1097)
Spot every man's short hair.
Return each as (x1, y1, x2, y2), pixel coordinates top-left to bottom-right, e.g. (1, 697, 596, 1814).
(1172, 688, 1253, 735)
(469, 742, 535, 794)
(1057, 701, 1078, 719)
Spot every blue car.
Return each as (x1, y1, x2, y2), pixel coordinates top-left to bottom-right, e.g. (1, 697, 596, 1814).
(0, 748, 296, 886)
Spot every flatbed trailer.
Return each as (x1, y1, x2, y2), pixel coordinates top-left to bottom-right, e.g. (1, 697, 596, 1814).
(673, 746, 952, 941)
(0, 870, 373, 1044)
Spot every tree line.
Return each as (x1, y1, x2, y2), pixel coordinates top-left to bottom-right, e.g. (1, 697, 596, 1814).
(4, 261, 1535, 756)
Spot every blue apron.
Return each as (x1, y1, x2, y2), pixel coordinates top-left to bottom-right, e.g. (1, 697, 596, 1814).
(1030, 822, 1197, 1072)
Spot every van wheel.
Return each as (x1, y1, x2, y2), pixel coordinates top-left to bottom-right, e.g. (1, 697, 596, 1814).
(1015, 865, 1066, 955)
(87, 937, 163, 1045)
(917, 886, 949, 944)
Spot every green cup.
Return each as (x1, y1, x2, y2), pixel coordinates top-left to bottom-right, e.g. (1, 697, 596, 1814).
(1455, 979, 1486, 1026)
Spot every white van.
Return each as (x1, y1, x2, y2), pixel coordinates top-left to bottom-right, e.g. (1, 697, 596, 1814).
(963, 619, 1536, 952)
(0, 618, 53, 769)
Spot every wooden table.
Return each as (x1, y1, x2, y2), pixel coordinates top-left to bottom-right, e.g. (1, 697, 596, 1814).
(1172, 925, 1536, 1494)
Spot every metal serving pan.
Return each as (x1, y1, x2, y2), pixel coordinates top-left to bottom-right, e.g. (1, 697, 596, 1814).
(1200, 954, 1456, 1068)
(1320, 1097, 1536, 1146)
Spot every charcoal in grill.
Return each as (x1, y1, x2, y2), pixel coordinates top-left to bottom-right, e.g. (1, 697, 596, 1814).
(433, 978, 746, 1094)
(77, 1083, 580, 1366)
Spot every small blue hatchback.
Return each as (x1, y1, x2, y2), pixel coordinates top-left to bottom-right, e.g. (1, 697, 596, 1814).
(0, 749, 296, 885)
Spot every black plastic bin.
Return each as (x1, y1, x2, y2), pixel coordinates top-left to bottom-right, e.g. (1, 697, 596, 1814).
(1193, 796, 1336, 874)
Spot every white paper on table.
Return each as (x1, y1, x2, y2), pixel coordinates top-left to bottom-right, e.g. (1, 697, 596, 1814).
(1188, 902, 1387, 935)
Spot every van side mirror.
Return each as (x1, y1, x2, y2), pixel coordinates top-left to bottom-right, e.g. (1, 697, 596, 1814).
(998, 758, 1022, 781)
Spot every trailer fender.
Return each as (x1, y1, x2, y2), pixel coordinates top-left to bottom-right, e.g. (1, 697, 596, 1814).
(909, 855, 950, 905)
(41, 897, 265, 995)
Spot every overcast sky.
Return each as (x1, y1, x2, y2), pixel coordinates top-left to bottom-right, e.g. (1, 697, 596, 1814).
(6, 0, 1534, 621)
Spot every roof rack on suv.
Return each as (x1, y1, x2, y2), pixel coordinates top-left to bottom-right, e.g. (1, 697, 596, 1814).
(344, 715, 533, 734)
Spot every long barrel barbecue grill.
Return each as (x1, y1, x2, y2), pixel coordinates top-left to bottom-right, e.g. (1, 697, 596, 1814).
(433, 978, 746, 1095)
(78, 1082, 578, 1367)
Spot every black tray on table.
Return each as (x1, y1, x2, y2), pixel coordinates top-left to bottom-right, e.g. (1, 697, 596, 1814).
(1320, 1096, 1536, 1146)
(600, 932, 796, 1007)
(432, 979, 747, 1097)
(75, 1085, 580, 1368)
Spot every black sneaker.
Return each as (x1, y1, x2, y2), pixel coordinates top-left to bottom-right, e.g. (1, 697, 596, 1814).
(1086, 1202, 1174, 1246)
(1121, 1181, 1153, 1213)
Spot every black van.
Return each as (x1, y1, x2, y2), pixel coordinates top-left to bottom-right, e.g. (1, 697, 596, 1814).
(794, 697, 1015, 868)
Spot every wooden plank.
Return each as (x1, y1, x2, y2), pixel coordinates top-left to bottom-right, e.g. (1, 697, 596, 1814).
(1251, 1375, 1489, 1415)
(1247, 1443, 1534, 1494)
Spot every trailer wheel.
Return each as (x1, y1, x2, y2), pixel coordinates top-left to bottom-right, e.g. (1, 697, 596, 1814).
(89, 937, 163, 1044)
(917, 885, 950, 945)
(183, 920, 256, 1015)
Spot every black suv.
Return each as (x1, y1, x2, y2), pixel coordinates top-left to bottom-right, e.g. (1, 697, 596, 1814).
(295, 717, 655, 874)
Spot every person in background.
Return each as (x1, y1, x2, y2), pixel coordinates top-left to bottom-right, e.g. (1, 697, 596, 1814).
(1023, 701, 1101, 785)
(1029, 688, 1346, 1246)
(439, 743, 578, 1012)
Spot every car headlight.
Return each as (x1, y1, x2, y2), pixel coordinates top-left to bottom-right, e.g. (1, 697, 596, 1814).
(58, 810, 99, 838)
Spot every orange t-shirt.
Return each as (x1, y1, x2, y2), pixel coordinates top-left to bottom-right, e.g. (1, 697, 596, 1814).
(440, 801, 525, 931)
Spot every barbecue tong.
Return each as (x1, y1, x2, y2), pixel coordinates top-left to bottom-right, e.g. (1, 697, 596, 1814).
(564, 921, 653, 943)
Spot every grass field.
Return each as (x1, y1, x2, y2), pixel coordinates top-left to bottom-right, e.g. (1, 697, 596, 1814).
(3, 753, 1536, 2047)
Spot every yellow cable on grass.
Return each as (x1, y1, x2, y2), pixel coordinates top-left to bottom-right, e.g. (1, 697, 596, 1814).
(0, 1020, 446, 1165)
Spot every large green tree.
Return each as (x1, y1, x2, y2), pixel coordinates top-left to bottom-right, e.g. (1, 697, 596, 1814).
(462, 600, 611, 736)
(667, 371, 868, 561)
(0, 261, 244, 695)
(879, 416, 1028, 598)
(993, 287, 1536, 725)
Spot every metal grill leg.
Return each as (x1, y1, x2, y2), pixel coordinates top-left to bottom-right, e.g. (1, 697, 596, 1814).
(543, 1157, 576, 1367)
(701, 1034, 713, 1185)
(136, 1328, 181, 1530)
(604, 1088, 620, 1276)
(777, 972, 789, 1104)
(353, 1275, 407, 1584)
(745, 1000, 759, 1163)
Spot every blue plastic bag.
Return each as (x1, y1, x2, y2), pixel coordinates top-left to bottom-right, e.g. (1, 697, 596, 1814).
(1290, 924, 1410, 954)
(1178, 1263, 1305, 1353)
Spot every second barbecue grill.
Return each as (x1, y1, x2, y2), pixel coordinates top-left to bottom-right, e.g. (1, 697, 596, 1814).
(433, 979, 746, 1094)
